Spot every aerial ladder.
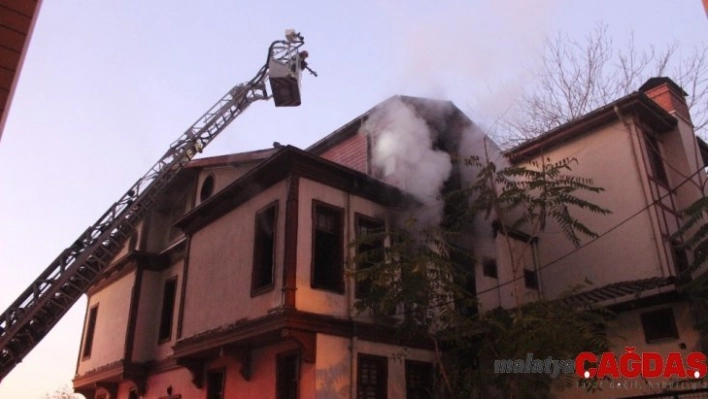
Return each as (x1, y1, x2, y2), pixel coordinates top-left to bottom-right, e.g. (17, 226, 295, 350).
(0, 30, 316, 382)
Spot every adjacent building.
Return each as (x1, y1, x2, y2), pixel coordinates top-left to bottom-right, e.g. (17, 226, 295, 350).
(72, 78, 708, 398)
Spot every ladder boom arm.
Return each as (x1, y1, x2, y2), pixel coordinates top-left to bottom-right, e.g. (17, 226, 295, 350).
(0, 32, 307, 381)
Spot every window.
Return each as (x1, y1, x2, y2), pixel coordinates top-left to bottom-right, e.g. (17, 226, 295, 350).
(405, 361, 433, 399)
(158, 277, 178, 342)
(644, 132, 669, 185)
(523, 269, 538, 290)
(671, 239, 689, 275)
(641, 308, 679, 343)
(200, 175, 215, 202)
(482, 258, 498, 278)
(356, 215, 385, 298)
(207, 369, 225, 399)
(253, 203, 278, 293)
(312, 202, 344, 292)
(358, 354, 387, 399)
(82, 304, 98, 359)
(276, 352, 300, 399)
(451, 249, 477, 317)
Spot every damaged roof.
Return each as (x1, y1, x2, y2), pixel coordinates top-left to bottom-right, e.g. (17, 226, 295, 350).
(306, 95, 473, 156)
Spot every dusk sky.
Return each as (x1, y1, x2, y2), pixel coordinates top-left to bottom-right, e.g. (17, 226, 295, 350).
(0, 1, 706, 397)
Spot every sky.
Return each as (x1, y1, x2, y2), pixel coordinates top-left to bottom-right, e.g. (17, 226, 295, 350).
(0, 1, 706, 397)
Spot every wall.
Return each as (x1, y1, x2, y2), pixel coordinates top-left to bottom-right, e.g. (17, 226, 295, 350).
(517, 120, 667, 298)
(180, 180, 286, 338)
(76, 271, 135, 375)
(131, 260, 183, 363)
(318, 133, 369, 175)
(295, 178, 390, 317)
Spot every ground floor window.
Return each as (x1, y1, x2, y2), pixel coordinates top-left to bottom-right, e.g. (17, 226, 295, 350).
(358, 354, 388, 399)
(277, 351, 300, 399)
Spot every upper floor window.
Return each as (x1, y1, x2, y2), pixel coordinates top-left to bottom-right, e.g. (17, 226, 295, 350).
(312, 201, 344, 293)
(644, 132, 669, 186)
(358, 354, 388, 399)
(253, 202, 278, 294)
(200, 175, 215, 202)
(482, 258, 498, 279)
(355, 215, 385, 299)
(158, 277, 178, 342)
(82, 304, 99, 359)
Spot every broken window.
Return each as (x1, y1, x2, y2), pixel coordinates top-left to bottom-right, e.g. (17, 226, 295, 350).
(82, 304, 98, 359)
(207, 369, 225, 399)
(312, 202, 344, 292)
(405, 360, 433, 399)
(253, 203, 278, 293)
(356, 215, 385, 299)
(358, 354, 388, 399)
(641, 307, 679, 343)
(276, 351, 300, 399)
(158, 277, 178, 342)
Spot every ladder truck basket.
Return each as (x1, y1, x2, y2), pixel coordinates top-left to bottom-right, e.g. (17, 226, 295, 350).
(269, 44, 303, 107)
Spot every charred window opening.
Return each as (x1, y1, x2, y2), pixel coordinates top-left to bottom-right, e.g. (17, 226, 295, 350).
(641, 307, 679, 343)
(200, 175, 215, 202)
(523, 269, 538, 290)
(357, 354, 388, 399)
(276, 351, 300, 399)
(644, 132, 669, 185)
(312, 202, 344, 293)
(482, 258, 498, 278)
(207, 369, 225, 399)
(451, 249, 477, 317)
(158, 277, 178, 342)
(253, 203, 278, 293)
(356, 215, 385, 299)
(405, 360, 433, 399)
(82, 305, 98, 359)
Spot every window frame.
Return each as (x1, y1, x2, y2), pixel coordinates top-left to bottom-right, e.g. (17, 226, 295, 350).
(252, 201, 279, 296)
(276, 350, 301, 399)
(311, 200, 345, 293)
(355, 213, 386, 299)
(641, 307, 679, 343)
(206, 368, 226, 399)
(482, 257, 498, 279)
(82, 303, 99, 360)
(643, 130, 669, 187)
(158, 276, 178, 343)
(405, 360, 434, 399)
(357, 353, 388, 399)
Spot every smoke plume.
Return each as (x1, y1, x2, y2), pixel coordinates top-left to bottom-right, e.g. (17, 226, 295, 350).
(365, 98, 452, 226)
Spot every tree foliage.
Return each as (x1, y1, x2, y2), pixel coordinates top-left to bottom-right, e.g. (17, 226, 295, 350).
(496, 22, 708, 148)
(350, 155, 612, 398)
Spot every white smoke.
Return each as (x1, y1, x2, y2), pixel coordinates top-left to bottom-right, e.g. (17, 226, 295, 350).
(365, 97, 452, 226)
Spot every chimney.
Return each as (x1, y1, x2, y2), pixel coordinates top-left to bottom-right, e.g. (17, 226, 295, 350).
(639, 77, 691, 122)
